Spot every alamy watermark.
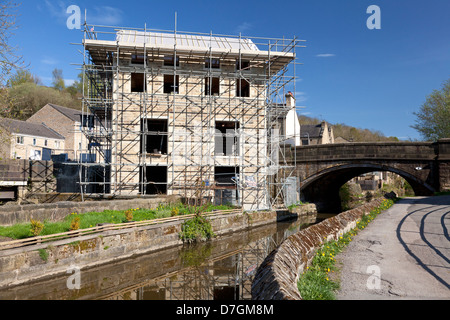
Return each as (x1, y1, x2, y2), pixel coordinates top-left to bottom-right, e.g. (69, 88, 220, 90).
(366, 265, 381, 290)
(66, 5, 81, 30)
(66, 265, 81, 290)
(367, 5, 381, 30)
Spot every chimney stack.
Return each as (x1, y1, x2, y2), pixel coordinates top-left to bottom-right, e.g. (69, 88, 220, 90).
(285, 91, 295, 108)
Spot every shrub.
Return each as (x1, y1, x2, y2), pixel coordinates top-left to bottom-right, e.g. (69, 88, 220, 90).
(38, 248, 49, 261)
(171, 207, 179, 217)
(69, 216, 80, 231)
(124, 209, 133, 222)
(179, 214, 215, 243)
(30, 219, 44, 237)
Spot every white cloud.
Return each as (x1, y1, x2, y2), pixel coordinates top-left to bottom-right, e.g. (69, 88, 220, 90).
(316, 53, 336, 58)
(65, 79, 76, 86)
(43, 0, 68, 23)
(235, 22, 252, 34)
(41, 57, 59, 65)
(87, 6, 124, 25)
(294, 91, 307, 103)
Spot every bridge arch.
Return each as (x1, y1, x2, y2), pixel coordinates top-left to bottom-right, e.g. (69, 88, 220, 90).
(299, 162, 436, 213)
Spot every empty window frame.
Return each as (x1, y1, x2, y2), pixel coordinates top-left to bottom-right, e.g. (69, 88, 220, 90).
(131, 73, 146, 92)
(215, 121, 240, 156)
(214, 166, 239, 188)
(236, 79, 250, 97)
(140, 166, 167, 195)
(164, 55, 179, 67)
(141, 119, 168, 154)
(131, 54, 146, 65)
(81, 114, 95, 128)
(205, 58, 220, 69)
(236, 59, 250, 71)
(204, 77, 220, 96)
(164, 75, 179, 94)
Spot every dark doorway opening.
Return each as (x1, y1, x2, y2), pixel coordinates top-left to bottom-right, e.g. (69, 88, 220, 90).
(214, 166, 239, 206)
(140, 166, 167, 195)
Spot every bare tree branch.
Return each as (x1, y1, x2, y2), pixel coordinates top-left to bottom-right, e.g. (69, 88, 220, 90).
(0, 1, 24, 87)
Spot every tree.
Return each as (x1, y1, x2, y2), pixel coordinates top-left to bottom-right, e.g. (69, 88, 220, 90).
(298, 115, 399, 142)
(0, 1, 24, 119)
(2, 82, 81, 120)
(7, 69, 41, 87)
(70, 71, 87, 94)
(0, 1, 23, 87)
(52, 68, 65, 91)
(65, 71, 86, 101)
(411, 79, 450, 141)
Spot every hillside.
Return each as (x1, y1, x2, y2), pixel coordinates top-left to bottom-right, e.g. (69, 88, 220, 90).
(298, 115, 399, 142)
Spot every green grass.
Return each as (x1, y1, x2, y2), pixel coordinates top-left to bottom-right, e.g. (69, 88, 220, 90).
(0, 203, 234, 240)
(297, 198, 395, 300)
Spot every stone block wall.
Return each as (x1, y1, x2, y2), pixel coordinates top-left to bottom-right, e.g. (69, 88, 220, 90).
(438, 139, 450, 191)
(0, 196, 171, 226)
(0, 209, 280, 289)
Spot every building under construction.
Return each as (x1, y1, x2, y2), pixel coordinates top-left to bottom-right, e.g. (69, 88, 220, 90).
(78, 21, 303, 211)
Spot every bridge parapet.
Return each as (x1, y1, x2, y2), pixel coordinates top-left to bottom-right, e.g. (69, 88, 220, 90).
(437, 138, 450, 160)
(437, 139, 450, 190)
(284, 139, 450, 212)
(291, 141, 437, 163)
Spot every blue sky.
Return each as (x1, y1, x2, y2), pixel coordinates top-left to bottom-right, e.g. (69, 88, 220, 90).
(10, 0, 450, 140)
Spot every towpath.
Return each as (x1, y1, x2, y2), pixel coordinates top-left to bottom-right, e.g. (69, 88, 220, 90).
(335, 195, 450, 300)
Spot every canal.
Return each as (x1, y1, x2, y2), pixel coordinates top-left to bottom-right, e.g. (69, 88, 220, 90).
(0, 213, 328, 300)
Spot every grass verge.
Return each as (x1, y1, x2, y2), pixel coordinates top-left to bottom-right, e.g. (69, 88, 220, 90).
(297, 198, 396, 300)
(0, 203, 233, 240)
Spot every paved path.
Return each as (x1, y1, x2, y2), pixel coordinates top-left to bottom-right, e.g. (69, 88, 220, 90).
(336, 196, 450, 300)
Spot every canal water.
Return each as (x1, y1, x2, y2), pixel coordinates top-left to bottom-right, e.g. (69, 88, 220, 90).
(0, 214, 329, 300)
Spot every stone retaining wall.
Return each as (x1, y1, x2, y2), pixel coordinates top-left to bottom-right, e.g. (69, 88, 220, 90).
(0, 196, 172, 226)
(0, 208, 291, 289)
(251, 198, 384, 300)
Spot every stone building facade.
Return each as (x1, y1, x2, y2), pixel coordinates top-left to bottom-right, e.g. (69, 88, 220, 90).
(300, 121, 334, 145)
(0, 117, 65, 161)
(27, 104, 89, 161)
(82, 29, 298, 210)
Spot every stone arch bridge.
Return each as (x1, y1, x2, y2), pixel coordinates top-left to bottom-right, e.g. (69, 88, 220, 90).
(285, 139, 450, 213)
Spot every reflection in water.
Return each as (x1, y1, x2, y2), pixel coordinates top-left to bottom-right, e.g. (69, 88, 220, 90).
(0, 215, 319, 300)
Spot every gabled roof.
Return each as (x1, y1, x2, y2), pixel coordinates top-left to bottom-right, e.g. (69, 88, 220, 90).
(45, 104, 82, 122)
(0, 117, 65, 140)
(116, 30, 260, 51)
(300, 122, 332, 138)
(300, 124, 323, 138)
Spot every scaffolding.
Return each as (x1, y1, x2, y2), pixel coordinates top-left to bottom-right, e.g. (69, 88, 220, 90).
(76, 19, 304, 211)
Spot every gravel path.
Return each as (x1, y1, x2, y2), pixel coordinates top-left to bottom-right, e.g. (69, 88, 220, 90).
(335, 196, 450, 300)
